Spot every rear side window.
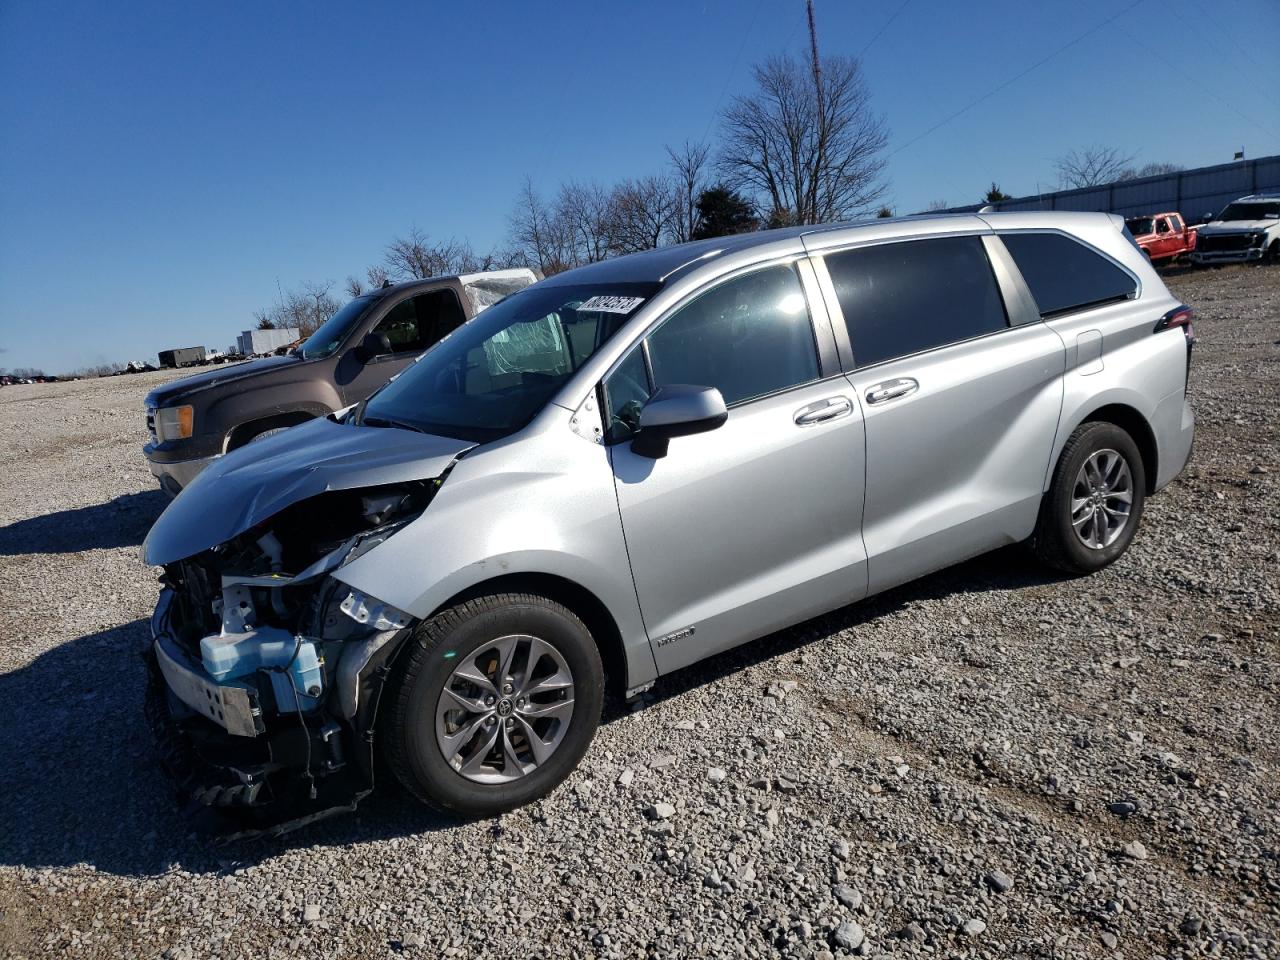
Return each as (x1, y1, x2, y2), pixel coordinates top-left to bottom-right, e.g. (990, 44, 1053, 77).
(1001, 233, 1137, 318)
(824, 236, 1008, 368)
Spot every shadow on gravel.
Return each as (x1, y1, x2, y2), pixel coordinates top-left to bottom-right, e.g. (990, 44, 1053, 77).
(0, 618, 458, 877)
(0, 490, 166, 555)
(0, 546, 1063, 876)
(612, 543, 1069, 718)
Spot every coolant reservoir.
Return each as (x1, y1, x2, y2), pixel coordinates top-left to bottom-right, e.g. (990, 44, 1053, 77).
(201, 626, 324, 712)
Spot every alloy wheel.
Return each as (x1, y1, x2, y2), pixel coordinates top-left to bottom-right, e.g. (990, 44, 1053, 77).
(1071, 448, 1133, 549)
(434, 634, 575, 784)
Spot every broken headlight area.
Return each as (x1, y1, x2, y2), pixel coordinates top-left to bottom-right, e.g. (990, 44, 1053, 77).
(145, 482, 433, 835)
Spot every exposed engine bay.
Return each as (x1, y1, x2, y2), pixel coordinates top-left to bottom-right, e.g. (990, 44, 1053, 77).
(146, 480, 439, 835)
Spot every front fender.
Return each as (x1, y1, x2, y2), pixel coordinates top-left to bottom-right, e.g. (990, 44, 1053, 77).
(331, 411, 657, 691)
(204, 382, 343, 450)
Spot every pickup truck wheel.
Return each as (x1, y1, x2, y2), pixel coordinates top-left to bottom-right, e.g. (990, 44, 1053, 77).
(383, 593, 603, 816)
(1031, 422, 1146, 575)
(246, 426, 289, 444)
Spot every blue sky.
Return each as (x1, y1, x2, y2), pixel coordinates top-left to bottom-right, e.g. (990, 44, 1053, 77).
(1, 0, 1277, 374)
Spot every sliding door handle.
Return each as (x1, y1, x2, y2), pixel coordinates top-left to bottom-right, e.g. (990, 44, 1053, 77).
(865, 378, 918, 405)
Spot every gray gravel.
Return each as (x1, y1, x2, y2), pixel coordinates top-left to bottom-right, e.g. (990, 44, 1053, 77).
(1, 264, 1277, 959)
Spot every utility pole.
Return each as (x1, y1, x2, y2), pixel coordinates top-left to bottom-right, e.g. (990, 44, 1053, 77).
(806, 0, 824, 224)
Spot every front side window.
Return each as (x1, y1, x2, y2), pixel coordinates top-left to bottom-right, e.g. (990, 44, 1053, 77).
(824, 236, 1008, 368)
(373, 289, 466, 354)
(360, 282, 656, 442)
(648, 265, 819, 405)
(601, 264, 820, 441)
(1001, 232, 1137, 318)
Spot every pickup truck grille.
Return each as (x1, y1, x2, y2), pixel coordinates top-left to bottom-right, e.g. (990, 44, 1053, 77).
(1198, 233, 1255, 253)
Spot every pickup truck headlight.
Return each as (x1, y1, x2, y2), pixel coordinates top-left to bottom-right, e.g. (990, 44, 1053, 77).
(155, 404, 194, 441)
(1251, 232, 1266, 247)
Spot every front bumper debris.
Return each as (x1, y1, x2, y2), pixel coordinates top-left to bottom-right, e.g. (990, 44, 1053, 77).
(154, 631, 263, 736)
(145, 585, 412, 837)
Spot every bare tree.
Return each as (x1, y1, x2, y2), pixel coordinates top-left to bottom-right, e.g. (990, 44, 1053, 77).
(1119, 161, 1183, 181)
(366, 264, 391, 289)
(610, 176, 681, 254)
(253, 280, 339, 337)
(666, 140, 711, 242)
(344, 276, 365, 298)
(1054, 145, 1136, 189)
(924, 199, 950, 212)
(556, 181, 618, 266)
(719, 54, 888, 225)
(383, 227, 481, 280)
(509, 178, 575, 275)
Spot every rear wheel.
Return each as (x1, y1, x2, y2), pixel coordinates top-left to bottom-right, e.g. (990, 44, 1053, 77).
(383, 593, 603, 816)
(1031, 422, 1146, 574)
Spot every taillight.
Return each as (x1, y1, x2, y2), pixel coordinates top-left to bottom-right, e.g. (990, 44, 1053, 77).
(1156, 303, 1196, 391)
(1155, 304, 1195, 343)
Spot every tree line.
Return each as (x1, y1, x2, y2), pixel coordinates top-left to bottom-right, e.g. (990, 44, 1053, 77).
(257, 52, 888, 335)
(250, 66, 1182, 337)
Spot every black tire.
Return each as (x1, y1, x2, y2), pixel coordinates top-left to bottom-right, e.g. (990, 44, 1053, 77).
(1031, 421, 1147, 575)
(383, 593, 603, 816)
(246, 425, 290, 444)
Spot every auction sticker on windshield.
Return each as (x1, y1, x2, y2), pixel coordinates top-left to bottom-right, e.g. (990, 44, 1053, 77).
(577, 295, 645, 314)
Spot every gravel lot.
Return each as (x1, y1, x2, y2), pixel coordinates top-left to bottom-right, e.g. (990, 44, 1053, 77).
(1, 265, 1277, 960)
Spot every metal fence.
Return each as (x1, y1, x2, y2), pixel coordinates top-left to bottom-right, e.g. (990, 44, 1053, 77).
(945, 154, 1280, 220)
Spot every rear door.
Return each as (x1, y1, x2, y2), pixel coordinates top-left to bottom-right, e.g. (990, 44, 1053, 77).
(817, 234, 1065, 594)
(604, 260, 868, 673)
(338, 287, 468, 404)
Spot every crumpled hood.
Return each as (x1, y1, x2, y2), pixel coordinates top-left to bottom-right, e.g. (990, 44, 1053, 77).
(142, 416, 475, 565)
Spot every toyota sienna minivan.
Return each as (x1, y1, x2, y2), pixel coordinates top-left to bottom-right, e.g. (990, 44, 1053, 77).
(142, 212, 1195, 827)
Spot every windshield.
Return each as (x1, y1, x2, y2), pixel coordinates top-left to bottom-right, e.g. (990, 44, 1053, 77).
(1218, 201, 1280, 222)
(360, 282, 658, 442)
(299, 295, 377, 360)
(1125, 217, 1155, 236)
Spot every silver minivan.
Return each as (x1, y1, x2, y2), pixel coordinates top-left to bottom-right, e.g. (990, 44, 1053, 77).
(143, 212, 1195, 825)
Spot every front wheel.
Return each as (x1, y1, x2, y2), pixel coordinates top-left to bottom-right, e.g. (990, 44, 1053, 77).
(383, 593, 603, 816)
(1031, 422, 1146, 574)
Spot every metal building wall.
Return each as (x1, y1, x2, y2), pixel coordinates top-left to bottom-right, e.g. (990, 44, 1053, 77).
(945, 155, 1279, 219)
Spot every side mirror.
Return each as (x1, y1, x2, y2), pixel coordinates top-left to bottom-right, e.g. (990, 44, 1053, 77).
(355, 332, 391, 363)
(631, 384, 727, 459)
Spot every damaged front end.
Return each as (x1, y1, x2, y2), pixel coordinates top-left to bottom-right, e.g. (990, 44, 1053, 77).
(144, 481, 435, 836)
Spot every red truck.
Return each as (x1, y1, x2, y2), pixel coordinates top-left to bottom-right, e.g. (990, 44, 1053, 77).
(1124, 211, 1197, 265)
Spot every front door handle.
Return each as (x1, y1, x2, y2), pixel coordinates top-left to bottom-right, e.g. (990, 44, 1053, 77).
(865, 377, 919, 405)
(794, 395, 853, 426)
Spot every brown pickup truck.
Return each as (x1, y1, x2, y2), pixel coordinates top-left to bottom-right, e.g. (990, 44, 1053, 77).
(143, 269, 536, 495)
(1124, 212, 1197, 265)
